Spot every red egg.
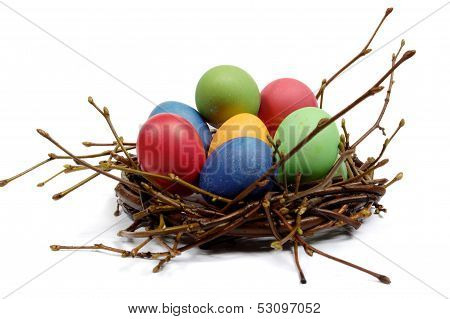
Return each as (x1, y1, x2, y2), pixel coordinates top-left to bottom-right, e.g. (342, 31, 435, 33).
(258, 78, 318, 136)
(137, 113, 206, 195)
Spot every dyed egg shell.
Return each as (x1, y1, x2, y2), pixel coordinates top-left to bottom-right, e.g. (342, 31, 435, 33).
(137, 113, 206, 195)
(258, 78, 318, 136)
(149, 101, 212, 151)
(274, 107, 339, 183)
(199, 137, 273, 199)
(195, 65, 260, 127)
(208, 113, 270, 155)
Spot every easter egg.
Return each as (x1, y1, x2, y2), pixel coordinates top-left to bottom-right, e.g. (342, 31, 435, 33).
(195, 65, 260, 127)
(208, 113, 270, 155)
(149, 101, 212, 151)
(258, 78, 318, 136)
(137, 113, 206, 195)
(274, 107, 339, 183)
(199, 137, 273, 198)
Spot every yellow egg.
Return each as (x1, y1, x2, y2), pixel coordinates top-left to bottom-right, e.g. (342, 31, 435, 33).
(208, 113, 271, 155)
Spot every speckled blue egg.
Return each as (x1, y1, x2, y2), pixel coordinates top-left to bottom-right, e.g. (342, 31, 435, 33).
(149, 101, 212, 151)
(199, 137, 273, 199)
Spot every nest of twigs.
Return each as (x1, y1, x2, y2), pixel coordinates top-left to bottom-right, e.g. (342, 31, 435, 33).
(0, 7, 414, 284)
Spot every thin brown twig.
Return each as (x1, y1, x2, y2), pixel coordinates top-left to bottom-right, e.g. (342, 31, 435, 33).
(351, 39, 405, 149)
(294, 241, 307, 284)
(36, 129, 141, 191)
(47, 146, 135, 160)
(52, 172, 100, 200)
(50, 243, 169, 259)
(0, 158, 53, 187)
(316, 8, 394, 100)
(363, 119, 405, 170)
(36, 167, 66, 187)
(82, 141, 135, 147)
(262, 193, 282, 241)
(87, 96, 137, 169)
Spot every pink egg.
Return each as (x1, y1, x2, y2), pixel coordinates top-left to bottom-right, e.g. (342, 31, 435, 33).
(258, 78, 318, 136)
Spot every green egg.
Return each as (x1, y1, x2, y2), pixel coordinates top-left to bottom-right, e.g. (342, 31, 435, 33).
(195, 65, 260, 127)
(274, 107, 340, 183)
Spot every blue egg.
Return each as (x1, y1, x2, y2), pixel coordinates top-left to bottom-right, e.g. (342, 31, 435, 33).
(199, 137, 273, 199)
(150, 101, 212, 151)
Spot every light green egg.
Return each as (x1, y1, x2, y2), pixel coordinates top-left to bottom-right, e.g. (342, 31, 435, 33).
(274, 107, 340, 183)
(195, 65, 260, 127)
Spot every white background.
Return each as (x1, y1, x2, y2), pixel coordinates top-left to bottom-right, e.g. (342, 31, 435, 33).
(0, 0, 449, 318)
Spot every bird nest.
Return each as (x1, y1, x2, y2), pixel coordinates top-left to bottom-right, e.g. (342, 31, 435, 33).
(0, 8, 414, 284)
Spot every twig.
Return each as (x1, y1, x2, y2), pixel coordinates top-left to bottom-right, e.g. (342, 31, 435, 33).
(118, 222, 201, 238)
(47, 146, 135, 160)
(276, 210, 390, 284)
(262, 193, 282, 241)
(153, 232, 182, 272)
(36, 129, 141, 191)
(82, 141, 135, 147)
(52, 172, 100, 200)
(36, 167, 66, 187)
(334, 159, 389, 186)
(50, 243, 169, 259)
(131, 237, 152, 257)
(316, 8, 394, 101)
(87, 96, 137, 169)
(341, 118, 350, 148)
(298, 236, 391, 284)
(294, 241, 307, 284)
(351, 40, 405, 149)
(385, 172, 403, 188)
(363, 119, 405, 170)
(0, 158, 53, 187)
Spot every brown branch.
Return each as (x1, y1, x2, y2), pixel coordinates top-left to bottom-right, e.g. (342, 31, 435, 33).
(316, 8, 394, 100)
(48, 146, 135, 160)
(262, 193, 282, 241)
(118, 222, 201, 238)
(363, 119, 405, 170)
(294, 241, 307, 284)
(131, 237, 152, 257)
(52, 172, 100, 200)
(36, 167, 66, 187)
(0, 158, 53, 187)
(275, 210, 390, 284)
(82, 141, 135, 147)
(298, 236, 391, 284)
(384, 172, 403, 188)
(88, 96, 137, 169)
(36, 129, 141, 191)
(351, 40, 405, 149)
(334, 158, 389, 186)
